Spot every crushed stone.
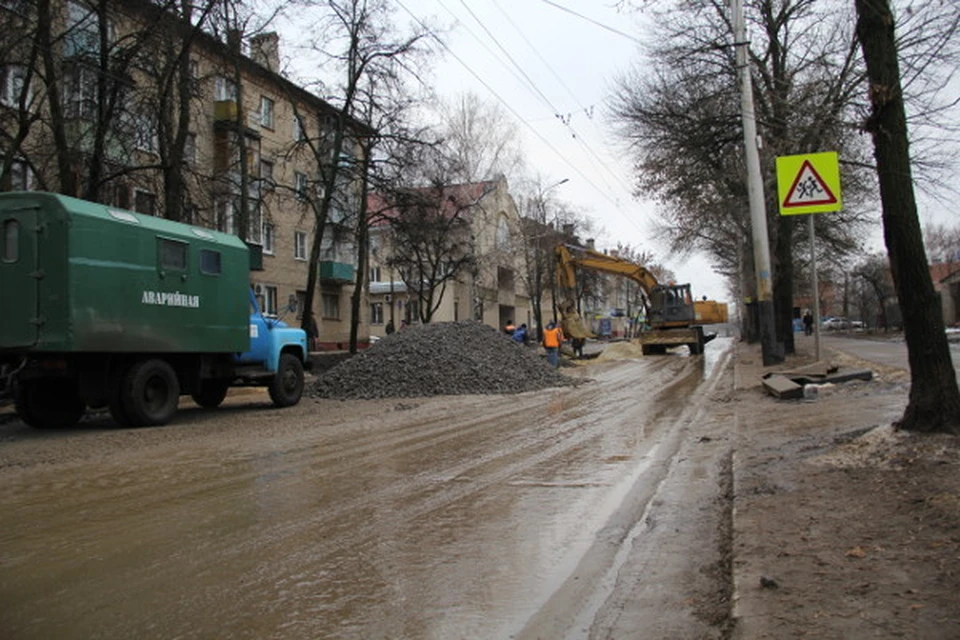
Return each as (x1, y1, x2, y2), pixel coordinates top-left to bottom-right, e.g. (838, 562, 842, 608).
(312, 320, 577, 400)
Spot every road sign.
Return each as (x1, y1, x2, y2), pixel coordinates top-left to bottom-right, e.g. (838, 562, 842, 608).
(776, 151, 842, 215)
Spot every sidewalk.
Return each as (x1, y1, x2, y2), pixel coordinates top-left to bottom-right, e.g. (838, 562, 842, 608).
(729, 338, 960, 638)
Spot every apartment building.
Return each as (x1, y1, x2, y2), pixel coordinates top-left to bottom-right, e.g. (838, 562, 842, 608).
(0, 0, 366, 348)
(366, 177, 533, 337)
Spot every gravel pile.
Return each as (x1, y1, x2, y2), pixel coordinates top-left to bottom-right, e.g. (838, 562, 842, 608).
(312, 320, 575, 400)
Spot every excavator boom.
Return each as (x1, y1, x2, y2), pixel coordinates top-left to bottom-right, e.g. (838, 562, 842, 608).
(554, 244, 725, 355)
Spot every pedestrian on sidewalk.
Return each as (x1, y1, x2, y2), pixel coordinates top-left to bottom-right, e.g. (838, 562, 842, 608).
(803, 311, 814, 336)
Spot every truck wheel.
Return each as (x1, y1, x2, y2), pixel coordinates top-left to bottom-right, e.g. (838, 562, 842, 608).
(122, 359, 180, 427)
(15, 379, 85, 429)
(269, 353, 304, 407)
(191, 379, 230, 409)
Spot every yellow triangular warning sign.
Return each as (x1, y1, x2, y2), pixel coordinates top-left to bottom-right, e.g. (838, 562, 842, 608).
(782, 160, 838, 208)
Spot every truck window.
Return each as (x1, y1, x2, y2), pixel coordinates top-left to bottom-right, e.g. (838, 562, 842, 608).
(2, 219, 18, 262)
(159, 238, 188, 271)
(200, 249, 221, 275)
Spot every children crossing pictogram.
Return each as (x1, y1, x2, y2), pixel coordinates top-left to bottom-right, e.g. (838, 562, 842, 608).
(782, 160, 837, 208)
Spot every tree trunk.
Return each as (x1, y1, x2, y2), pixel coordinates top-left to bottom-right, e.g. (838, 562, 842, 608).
(855, 0, 960, 434)
(349, 140, 374, 354)
(775, 214, 796, 354)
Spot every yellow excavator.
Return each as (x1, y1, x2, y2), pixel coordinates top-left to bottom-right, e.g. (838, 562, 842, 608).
(555, 244, 728, 355)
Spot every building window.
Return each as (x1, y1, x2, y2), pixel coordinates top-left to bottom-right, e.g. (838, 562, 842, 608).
(65, 1, 102, 58)
(214, 75, 236, 101)
(217, 200, 236, 235)
(294, 231, 307, 260)
(260, 96, 274, 129)
(259, 159, 274, 190)
(369, 265, 381, 282)
(134, 113, 158, 153)
(64, 65, 97, 119)
(496, 215, 511, 250)
(322, 292, 340, 320)
(263, 285, 278, 316)
(262, 223, 275, 255)
(406, 299, 419, 323)
(293, 113, 306, 141)
(1, 65, 29, 108)
(4, 158, 32, 191)
(370, 302, 383, 325)
(295, 172, 308, 200)
(0, 0, 32, 16)
(184, 133, 196, 165)
(134, 190, 156, 216)
(247, 202, 262, 245)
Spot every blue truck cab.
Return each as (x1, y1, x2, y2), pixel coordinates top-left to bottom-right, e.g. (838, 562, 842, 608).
(240, 288, 309, 370)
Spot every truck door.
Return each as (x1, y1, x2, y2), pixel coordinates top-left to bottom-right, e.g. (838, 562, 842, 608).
(237, 288, 271, 365)
(0, 207, 39, 347)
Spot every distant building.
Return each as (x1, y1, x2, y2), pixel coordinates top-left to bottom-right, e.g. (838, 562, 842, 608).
(366, 177, 531, 337)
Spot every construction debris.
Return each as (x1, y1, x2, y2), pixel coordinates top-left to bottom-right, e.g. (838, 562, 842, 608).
(762, 363, 873, 400)
(312, 320, 576, 400)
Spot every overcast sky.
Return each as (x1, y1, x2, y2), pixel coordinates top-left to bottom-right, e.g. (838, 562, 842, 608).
(389, 1, 737, 299)
(279, 1, 958, 307)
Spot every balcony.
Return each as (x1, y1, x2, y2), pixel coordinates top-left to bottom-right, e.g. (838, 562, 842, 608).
(213, 101, 261, 138)
(319, 261, 354, 283)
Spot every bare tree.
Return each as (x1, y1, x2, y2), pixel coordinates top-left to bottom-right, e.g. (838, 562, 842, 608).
(609, 0, 876, 352)
(435, 92, 526, 184)
(854, 0, 960, 434)
(923, 222, 960, 263)
(288, 0, 427, 338)
(383, 179, 483, 324)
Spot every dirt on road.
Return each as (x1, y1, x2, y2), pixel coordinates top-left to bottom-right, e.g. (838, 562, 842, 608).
(1, 335, 958, 639)
(730, 340, 960, 639)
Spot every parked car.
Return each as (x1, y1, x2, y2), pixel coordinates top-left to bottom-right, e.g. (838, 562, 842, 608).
(822, 317, 864, 331)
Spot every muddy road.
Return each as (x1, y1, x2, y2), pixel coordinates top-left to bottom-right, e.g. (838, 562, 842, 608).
(0, 339, 735, 639)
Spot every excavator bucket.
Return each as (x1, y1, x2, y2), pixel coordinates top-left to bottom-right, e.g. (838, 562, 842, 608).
(558, 301, 595, 339)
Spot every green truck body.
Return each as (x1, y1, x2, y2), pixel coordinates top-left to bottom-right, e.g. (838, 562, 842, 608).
(1, 191, 249, 353)
(0, 192, 310, 428)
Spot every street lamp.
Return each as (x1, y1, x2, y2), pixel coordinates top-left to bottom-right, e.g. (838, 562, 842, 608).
(532, 178, 568, 333)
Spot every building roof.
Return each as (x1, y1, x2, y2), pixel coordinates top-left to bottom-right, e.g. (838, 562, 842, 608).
(121, 0, 373, 135)
(367, 180, 501, 227)
(931, 261, 960, 284)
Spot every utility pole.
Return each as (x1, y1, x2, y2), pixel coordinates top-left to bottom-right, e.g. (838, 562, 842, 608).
(731, 0, 782, 365)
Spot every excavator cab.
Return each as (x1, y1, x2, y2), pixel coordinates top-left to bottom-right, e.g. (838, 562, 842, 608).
(647, 283, 695, 328)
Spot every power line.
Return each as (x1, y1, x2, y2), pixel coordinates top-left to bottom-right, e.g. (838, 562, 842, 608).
(450, 1, 640, 203)
(393, 0, 647, 236)
(539, 0, 645, 46)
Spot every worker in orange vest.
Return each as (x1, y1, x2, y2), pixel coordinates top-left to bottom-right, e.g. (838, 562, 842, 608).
(542, 321, 564, 368)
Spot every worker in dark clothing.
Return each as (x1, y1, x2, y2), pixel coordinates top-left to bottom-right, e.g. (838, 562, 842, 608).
(803, 311, 814, 336)
(512, 323, 528, 345)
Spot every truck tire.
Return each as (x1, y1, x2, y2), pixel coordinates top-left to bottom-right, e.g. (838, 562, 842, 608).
(121, 359, 180, 427)
(15, 379, 85, 429)
(269, 353, 304, 408)
(191, 379, 230, 409)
